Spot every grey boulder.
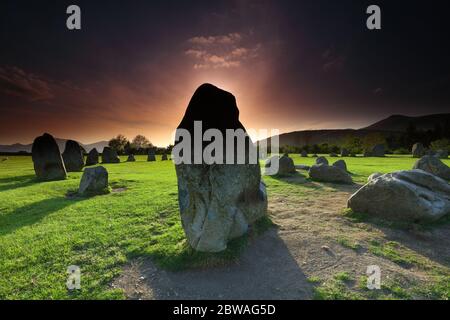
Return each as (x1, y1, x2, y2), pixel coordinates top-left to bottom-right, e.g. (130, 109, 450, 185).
(332, 159, 347, 172)
(78, 166, 109, 195)
(316, 156, 329, 165)
(127, 154, 136, 162)
(348, 170, 450, 222)
(412, 143, 425, 158)
(309, 164, 353, 184)
(413, 155, 450, 180)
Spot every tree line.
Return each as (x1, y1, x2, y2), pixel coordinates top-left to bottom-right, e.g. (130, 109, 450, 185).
(108, 134, 173, 155)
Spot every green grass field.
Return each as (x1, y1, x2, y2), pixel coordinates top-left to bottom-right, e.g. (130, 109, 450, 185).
(0, 154, 449, 299)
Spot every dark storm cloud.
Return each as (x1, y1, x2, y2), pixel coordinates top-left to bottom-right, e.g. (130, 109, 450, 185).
(0, 66, 53, 101)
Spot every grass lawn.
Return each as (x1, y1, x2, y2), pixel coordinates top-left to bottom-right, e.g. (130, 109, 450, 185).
(0, 154, 449, 299)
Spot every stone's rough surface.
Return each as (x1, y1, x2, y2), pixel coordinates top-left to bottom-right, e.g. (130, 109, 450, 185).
(309, 164, 353, 184)
(175, 84, 267, 252)
(435, 150, 448, 159)
(348, 170, 450, 222)
(368, 172, 383, 182)
(62, 140, 84, 172)
(412, 143, 426, 158)
(301, 150, 308, 157)
(413, 155, 450, 180)
(147, 149, 156, 162)
(295, 164, 310, 171)
(332, 159, 347, 172)
(102, 147, 120, 163)
(78, 166, 108, 195)
(316, 156, 329, 166)
(161, 154, 168, 161)
(32, 133, 67, 181)
(86, 148, 99, 166)
(127, 154, 136, 162)
(341, 148, 350, 157)
(371, 144, 385, 157)
(277, 155, 296, 175)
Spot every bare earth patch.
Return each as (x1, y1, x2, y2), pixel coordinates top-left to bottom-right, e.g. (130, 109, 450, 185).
(113, 176, 450, 300)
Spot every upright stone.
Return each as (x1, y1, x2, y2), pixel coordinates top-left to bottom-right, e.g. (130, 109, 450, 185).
(31, 133, 67, 181)
(174, 84, 267, 252)
(301, 150, 308, 157)
(161, 154, 168, 161)
(102, 147, 120, 163)
(127, 154, 136, 162)
(278, 155, 296, 175)
(412, 143, 425, 158)
(332, 159, 347, 172)
(371, 144, 385, 157)
(62, 140, 84, 172)
(86, 148, 99, 166)
(147, 149, 156, 162)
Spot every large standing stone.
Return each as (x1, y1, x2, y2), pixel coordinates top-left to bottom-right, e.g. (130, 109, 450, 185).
(316, 156, 329, 166)
(102, 147, 120, 163)
(371, 144, 385, 157)
(301, 150, 308, 157)
(147, 149, 156, 162)
(62, 140, 84, 172)
(31, 133, 67, 181)
(86, 148, 99, 166)
(309, 164, 353, 184)
(413, 155, 450, 180)
(174, 84, 267, 252)
(78, 166, 109, 195)
(412, 143, 425, 158)
(348, 170, 450, 222)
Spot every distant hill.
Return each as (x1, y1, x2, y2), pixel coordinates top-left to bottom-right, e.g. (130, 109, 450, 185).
(0, 138, 109, 154)
(260, 113, 450, 148)
(362, 113, 450, 132)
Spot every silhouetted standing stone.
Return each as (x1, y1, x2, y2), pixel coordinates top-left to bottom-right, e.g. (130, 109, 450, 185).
(32, 133, 67, 181)
(412, 143, 425, 158)
(127, 154, 136, 162)
(174, 83, 267, 252)
(86, 148, 99, 166)
(78, 166, 108, 195)
(301, 150, 308, 157)
(147, 149, 156, 162)
(161, 154, 168, 161)
(62, 140, 84, 172)
(102, 147, 120, 163)
(371, 144, 385, 157)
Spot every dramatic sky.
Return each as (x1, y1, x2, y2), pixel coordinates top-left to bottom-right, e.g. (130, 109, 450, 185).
(1, 0, 449, 146)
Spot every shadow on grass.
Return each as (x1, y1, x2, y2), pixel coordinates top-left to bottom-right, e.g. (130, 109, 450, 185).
(122, 217, 313, 299)
(0, 196, 85, 236)
(0, 174, 37, 192)
(343, 208, 450, 269)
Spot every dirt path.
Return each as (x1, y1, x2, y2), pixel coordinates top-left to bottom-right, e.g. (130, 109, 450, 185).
(113, 179, 450, 300)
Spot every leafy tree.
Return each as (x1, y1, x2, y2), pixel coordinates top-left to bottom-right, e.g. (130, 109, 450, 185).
(108, 134, 129, 154)
(132, 135, 152, 151)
